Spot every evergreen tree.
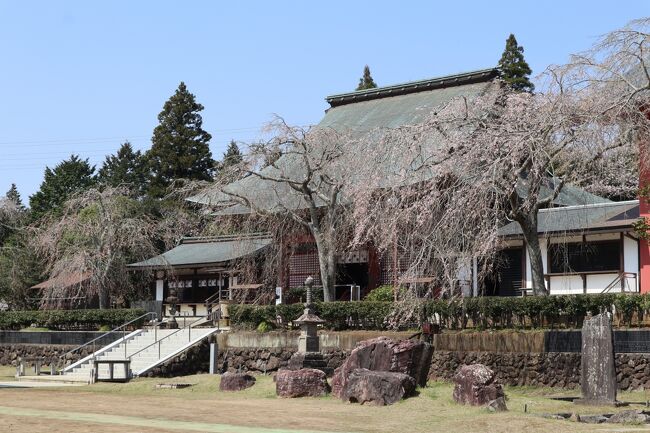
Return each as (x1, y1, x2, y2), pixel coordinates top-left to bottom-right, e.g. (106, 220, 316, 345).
(221, 140, 243, 168)
(0, 184, 25, 244)
(5, 184, 23, 209)
(215, 140, 245, 182)
(98, 142, 148, 196)
(29, 155, 96, 220)
(0, 233, 43, 308)
(356, 65, 378, 91)
(498, 34, 535, 92)
(147, 82, 214, 197)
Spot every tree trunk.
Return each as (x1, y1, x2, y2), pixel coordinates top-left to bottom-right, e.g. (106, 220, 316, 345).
(98, 286, 110, 309)
(517, 212, 549, 296)
(313, 232, 337, 302)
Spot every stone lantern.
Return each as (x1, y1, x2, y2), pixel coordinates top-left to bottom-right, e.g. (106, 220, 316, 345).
(294, 276, 325, 353)
(166, 287, 180, 329)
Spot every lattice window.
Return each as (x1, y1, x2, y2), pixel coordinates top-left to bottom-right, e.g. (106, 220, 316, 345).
(289, 245, 322, 288)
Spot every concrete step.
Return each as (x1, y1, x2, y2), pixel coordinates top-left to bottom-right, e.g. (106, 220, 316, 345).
(17, 374, 90, 384)
(60, 327, 220, 380)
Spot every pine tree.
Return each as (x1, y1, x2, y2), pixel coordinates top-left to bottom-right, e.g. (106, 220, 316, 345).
(356, 65, 378, 91)
(147, 82, 214, 197)
(5, 184, 23, 209)
(29, 155, 96, 220)
(498, 34, 535, 93)
(98, 142, 148, 196)
(222, 140, 243, 168)
(214, 140, 244, 182)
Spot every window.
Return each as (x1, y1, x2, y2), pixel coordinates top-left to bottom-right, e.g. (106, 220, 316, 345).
(549, 240, 620, 273)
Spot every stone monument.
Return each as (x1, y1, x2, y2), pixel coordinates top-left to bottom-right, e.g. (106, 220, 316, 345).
(287, 276, 332, 375)
(575, 313, 619, 406)
(294, 276, 325, 353)
(165, 287, 180, 329)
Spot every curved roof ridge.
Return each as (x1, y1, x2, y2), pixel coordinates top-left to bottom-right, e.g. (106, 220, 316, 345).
(325, 67, 500, 107)
(539, 199, 639, 213)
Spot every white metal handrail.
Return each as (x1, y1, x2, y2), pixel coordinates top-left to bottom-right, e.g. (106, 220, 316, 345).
(58, 311, 157, 371)
(127, 315, 206, 361)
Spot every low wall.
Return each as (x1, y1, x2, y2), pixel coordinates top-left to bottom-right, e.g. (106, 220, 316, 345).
(216, 330, 413, 351)
(6, 328, 650, 391)
(0, 344, 93, 366)
(0, 331, 120, 347)
(203, 330, 402, 377)
(435, 329, 650, 354)
(433, 331, 547, 353)
(212, 329, 650, 391)
(429, 350, 650, 391)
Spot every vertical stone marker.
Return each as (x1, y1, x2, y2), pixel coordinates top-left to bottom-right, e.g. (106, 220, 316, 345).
(575, 313, 619, 406)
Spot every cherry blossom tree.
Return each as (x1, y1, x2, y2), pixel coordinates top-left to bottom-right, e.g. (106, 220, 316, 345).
(196, 118, 358, 302)
(350, 19, 650, 297)
(33, 187, 172, 308)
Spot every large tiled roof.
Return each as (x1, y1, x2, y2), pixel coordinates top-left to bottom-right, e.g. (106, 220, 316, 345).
(187, 68, 613, 215)
(321, 69, 500, 129)
(188, 69, 500, 208)
(127, 234, 272, 269)
(498, 200, 640, 237)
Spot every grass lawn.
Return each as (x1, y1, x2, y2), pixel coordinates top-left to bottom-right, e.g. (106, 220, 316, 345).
(2, 372, 650, 432)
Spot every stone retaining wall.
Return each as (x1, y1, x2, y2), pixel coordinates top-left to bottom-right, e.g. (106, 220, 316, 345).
(0, 344, 92, 366)
(429, 350, 650, 391)
(144, 340, 348, 377)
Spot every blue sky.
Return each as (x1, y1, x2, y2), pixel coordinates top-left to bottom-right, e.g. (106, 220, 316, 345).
(1, 1, 648, 201)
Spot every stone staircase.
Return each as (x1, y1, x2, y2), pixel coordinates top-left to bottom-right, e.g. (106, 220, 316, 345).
(289, 352, 334, 376)
(54, 326, 219, 383)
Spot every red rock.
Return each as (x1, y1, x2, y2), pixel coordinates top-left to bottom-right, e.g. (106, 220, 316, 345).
(331, 337, 432, 398)
(452, 364, 504, 406)
(219, 372, 256, 391)
(275, 368, 330, 398)
(342, 368, 416, 406)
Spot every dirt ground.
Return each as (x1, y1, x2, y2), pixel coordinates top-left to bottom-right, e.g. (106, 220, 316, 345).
(2, 370, 650, 433)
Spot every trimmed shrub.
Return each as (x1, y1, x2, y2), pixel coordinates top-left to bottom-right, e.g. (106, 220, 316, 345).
(229, 294, 650, 331)
(229, 301, 392, 330)
(364, 285, 395, 302)
(0, 308, 147, 331)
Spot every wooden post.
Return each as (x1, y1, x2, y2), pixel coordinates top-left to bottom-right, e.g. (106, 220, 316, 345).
(620, 233, 626, 292)
(639, 109, 650, 293)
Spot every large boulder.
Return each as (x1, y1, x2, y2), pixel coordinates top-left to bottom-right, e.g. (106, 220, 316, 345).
(341, 368, 416, 406)
(219, 372, 256, 392)
(331, 337, 432, 398)
(275, 368, 330, 398)
(452, 364, 504, 406)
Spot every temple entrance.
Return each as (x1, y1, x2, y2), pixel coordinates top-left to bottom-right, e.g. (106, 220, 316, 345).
(481, 248, 524, 296)
(336, 262, 368, 300)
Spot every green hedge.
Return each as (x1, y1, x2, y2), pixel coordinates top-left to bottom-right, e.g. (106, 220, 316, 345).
(229, 294, 650, 331)
(422, 294, 650, 330)
(0, 308, 148, 331)
(228, 302, 392, 331)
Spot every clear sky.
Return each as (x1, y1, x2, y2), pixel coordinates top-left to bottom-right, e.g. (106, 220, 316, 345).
(1, 1, 648, 201)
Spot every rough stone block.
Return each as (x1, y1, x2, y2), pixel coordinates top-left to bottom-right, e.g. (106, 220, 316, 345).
(331, 337, 432, 398)
(219, 372, 256, 392)
(452, 364, 504, 406)
(275, 368, 330, 398)
(341, 368, 416, 406)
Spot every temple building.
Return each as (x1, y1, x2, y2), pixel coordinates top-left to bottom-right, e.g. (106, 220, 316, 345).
(127, 68, 645, 317)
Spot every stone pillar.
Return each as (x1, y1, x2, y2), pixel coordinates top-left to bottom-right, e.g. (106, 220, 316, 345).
(575, 313, 619, 406)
